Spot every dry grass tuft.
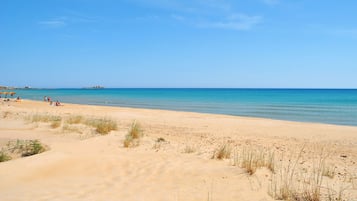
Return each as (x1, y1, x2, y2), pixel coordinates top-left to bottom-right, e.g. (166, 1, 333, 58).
(66, 115, 85, 124)
(322, 164, 335, 179)
(2, 111, 12, 118)
(27, 114, 118, 135)
(351, 173, 357, 189)
(128, 120, 143, 139)
(233, 146, 275, 175)
(152, 138, 166, 150)
(27, 114, 62, 129)
(212, 144, 232, 160)
(85, 118, 118, 135)
(183, 144, 196, 154)
(123, 135, 134, 148)
(157, 137, 165, 142)
(62, 124, 83, 134)
(327, 183, 350, 201)
(30, 114, 62, 123)
(267, 147, 342, 201)
(123, 121, 143, 148)
(269, 151, 300, 200)
(50, 119, 62, 128)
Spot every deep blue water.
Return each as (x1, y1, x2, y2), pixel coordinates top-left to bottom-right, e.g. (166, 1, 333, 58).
(5, 88, 357, 126)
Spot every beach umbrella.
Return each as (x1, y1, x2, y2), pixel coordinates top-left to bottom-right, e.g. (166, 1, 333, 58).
(1, 91, 16, 96)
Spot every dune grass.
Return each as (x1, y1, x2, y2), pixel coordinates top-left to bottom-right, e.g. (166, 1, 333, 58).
(85, 118, 118, 135)
(21, 140, 46, 157)
(233, 146, 275, 175)
(66, 115, 85, 124)
(212, 144, 232, 160)
(50, 119, 62, 128)
(152, 137, 166, 150)
(0, 139, 47, 162)
(123, 121, 143, 148)
(0, 150, 11, 162)
(2, 111, 12, 118)
(62, 124, 83, 134)
(30, 114, 62, 123)
(267, 147, 341, 201)
(27, 113, 63, 129)
(26, 114, 118, 135)
(322, 164, 335, 179)
(183, 144, 196, 154)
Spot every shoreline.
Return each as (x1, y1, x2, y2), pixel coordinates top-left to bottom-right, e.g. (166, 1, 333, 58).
(18, 99, 357, 129)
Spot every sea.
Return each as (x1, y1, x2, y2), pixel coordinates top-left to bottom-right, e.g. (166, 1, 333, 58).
(6, 88, 357, 126)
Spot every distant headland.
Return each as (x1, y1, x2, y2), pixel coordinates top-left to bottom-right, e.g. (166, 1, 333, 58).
(83, 85, 105, 89)
(0, 86, 32, 90)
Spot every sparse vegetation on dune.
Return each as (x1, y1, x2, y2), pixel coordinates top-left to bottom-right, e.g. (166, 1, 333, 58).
(62, 124, 83, 134)
(152, 137, 167, 150)
(0, 150, 11, 162)
(266, 146, 351, 201)
(322, 164, 336, 179)
(212, 143, 232, 160)
(4, 110, 354, 201)
(0, 139, 48, 162)
(212, 142, 353, 201)
(66, 115, 85, 124)
(26, 113, 63, 129)
(21, 140, 47, 157)
(2, 111, 12, 118)
(123, 121, 143, 148)
(183, 144, 196, 154)
(26, 113, 118, 135)
(50, 119, 62, 128)
(233, 146, 275, 175)
(29, 114, 62, 123)
(85, 118, 118, 135)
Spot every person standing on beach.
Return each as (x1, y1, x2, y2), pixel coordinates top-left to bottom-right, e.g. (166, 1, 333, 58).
(44, 96, 47, 102)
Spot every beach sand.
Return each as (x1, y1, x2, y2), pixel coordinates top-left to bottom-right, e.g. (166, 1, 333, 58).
(0, 99, 356, 201)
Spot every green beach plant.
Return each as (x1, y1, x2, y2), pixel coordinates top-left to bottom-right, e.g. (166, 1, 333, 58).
(0, 150, 11, 162)
(0, 139, 48, 162)
(21, 140, 47, 157)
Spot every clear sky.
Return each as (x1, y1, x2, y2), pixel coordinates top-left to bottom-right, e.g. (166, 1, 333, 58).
(1, 0, 357, 88)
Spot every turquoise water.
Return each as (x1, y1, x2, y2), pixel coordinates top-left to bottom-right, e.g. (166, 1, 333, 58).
(6, 88, 357, 126)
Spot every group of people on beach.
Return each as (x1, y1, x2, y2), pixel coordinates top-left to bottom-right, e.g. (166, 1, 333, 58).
(0, 94, 21, 102)
(44, 96, 62, 106)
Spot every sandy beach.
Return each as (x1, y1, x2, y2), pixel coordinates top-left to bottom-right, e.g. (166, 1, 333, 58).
(1, 99, 356, 201)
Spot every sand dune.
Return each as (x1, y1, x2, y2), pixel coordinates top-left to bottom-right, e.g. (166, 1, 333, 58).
(0, 100, 356, 200)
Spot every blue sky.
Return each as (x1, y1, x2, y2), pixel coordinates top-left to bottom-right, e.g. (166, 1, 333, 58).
(1, 0, 357, 88)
